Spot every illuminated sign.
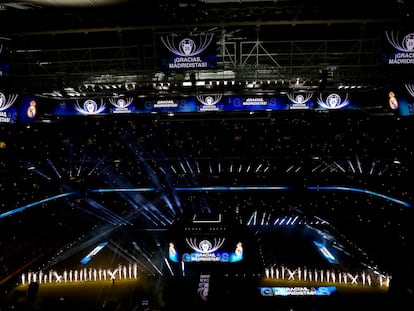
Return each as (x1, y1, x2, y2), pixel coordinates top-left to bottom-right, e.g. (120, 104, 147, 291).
(317, 93, 350, 109)
(388, 91, 399, 110)
(259, 286, 337, 297)
(168, 238, 243, 263)
(153, 99, 179, 108)
(197, 94, 222, 111)
(74, 99, 106, 115)
(384, 31, 414, 65)
(160, 33, 217, 70)
(42, 91, 379, 118)
(109, 97, 134, 113)
(0, 91, 18, 123)
(287, 92, 313, 110)
(242, 97, 268, 106)
(26, 100, 37, 118)
(0, 110, 15, 123)
(17, 96, 39, 124)
(387, 84, 414, 116)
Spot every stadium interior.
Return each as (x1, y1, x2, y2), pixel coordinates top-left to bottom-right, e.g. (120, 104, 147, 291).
(1, 0, 414, 310)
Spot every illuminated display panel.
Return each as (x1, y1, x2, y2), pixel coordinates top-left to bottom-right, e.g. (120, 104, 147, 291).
(160, 33, 217, 70)
(167, 214, 251, 265)
(43, 92, 369, 117)
(259, 286, 337, 297)
(382, 31, 414, 66)
(168, 238, 243, 263)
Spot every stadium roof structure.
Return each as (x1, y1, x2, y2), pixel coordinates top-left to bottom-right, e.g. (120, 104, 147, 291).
(0, 0, 413, 98)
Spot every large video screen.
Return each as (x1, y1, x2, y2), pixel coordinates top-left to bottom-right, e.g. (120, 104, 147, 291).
(160, 33, 217, 70)
(168, 238, 244, 263)
(167, 214, 247, 264)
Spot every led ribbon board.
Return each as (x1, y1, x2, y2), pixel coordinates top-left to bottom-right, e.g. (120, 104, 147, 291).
(259, 286, 337, 297)
(160, 33, 217, 70)
(383, 31, 414, 65)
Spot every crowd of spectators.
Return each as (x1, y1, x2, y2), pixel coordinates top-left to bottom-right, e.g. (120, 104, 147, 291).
(1, 110, 414, 309)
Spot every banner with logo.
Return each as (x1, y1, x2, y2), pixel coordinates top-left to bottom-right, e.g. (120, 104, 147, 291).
(382, 31, 414, 65)
(0, 91, 18, 124)
(168, 238, 244, 263)
(34, 91, 381, 118)
(160, 33, 217, 70)
(389, 83, 414, 116)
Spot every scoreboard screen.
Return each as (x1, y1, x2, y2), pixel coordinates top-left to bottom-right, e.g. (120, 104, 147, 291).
(167, 214, 246, 264)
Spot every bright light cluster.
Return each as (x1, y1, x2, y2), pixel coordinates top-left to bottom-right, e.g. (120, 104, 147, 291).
(20, 263, 139, 285)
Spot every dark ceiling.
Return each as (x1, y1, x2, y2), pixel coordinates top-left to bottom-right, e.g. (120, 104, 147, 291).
(0, 0, 413, 97)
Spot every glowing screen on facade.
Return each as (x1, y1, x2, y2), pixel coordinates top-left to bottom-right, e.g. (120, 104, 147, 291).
(160, 33, 217, 70)
(259, 286, 337, 297)
(382, 31, 414, 65)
